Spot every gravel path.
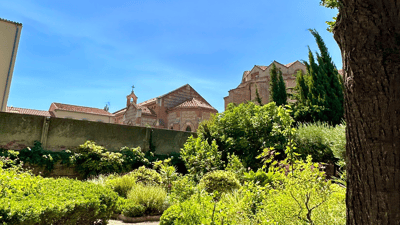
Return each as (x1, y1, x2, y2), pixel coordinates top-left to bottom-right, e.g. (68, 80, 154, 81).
(108, 219, 160, 225)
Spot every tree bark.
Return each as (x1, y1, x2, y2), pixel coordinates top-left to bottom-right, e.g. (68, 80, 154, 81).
(333, 1, 400, 224)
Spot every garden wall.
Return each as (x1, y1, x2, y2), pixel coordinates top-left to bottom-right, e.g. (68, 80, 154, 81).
(0, 111, 195, 154)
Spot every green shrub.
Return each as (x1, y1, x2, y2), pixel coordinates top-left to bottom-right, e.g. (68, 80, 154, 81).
(122, 202, 146, 218)
(159, 204, 181, 225)
(199, 170, 241, 195)
(1, 141, 72, 173)
(72, 141, 124, 179)
(169, 175, 196, 203)
(129, 166, 162, 186)
(181, 137, 223, 181)
(127, 184, 168, 216)
(294, 122, 345, 165)
(257, 156, 346, 224)
(0, 163, 118, 224)
(160, 190, 256, 225)
(120, 146, 150, 171)
(182, 102, 290, 173)
(106, 174, 137, 198)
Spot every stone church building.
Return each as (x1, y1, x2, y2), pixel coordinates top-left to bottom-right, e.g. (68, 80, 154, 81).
(113, 84, 217, 132)
(224, 60, 306, 110)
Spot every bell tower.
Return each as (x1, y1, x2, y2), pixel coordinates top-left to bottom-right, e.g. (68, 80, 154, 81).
(126, 85, 138, 107)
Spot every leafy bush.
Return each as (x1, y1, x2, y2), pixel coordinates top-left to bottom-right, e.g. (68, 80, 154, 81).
(181, 137, 223, 181)
(257, 156, 346, 224)
(153, 158, 179, 192)
(122, 202, 146, 218)
(169, 175, 196, 204)
(120, 146, 150, 171)
(199, 170, 241, 195)
(126, 184, 168, 216)
(160, 190, 256, 225)
(182, 102, 291, 172)
(294, 122, 346, 165)
(106, 174, 136, 198)
(72, 141, 124, 179)
(129, 166, 162, 186)
(0, 163, 118, 224)
(1, 141, 72, 173)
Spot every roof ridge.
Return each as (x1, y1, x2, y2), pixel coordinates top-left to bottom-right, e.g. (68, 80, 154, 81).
(0, 17, 22, 26)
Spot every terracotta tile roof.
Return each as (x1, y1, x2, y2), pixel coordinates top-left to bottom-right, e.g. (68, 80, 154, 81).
(137, 97, 157, 106)
(285, 61, 299, 67)
(6, 106, 51, 117)
(255, 65, 268, 70)
(173, 98, 216, 110)
(139, 106, 156, 116)
(113, 107, 127, 115)
(50, 103, 114, 117)
(0, 18, 22, 26)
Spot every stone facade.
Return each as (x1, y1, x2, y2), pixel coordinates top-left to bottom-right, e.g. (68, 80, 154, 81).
(114, 84, 218, 132)
(224, 61, 306, 110)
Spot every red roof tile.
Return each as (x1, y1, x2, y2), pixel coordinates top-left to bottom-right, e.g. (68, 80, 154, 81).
(173, 98, 216, 110)
(255, 65, 268, 70)
(50, 103, 114, 117)
(139, 106, 156, 116)
(6, 106, 51, 117)
(137, 97, 157, 107)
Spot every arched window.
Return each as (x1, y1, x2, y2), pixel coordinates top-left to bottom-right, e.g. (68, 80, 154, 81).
(185, 126, 192, 132)
(170, 126, 173, 130)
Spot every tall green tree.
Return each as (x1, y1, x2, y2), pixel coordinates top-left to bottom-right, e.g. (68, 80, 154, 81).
(293, 29, 343, 125)
(322, 0, 400, 224)
(277, 70, 287, 105)
(270, 63, 287, 106)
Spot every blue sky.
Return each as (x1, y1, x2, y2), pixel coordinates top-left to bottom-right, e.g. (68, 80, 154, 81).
(2, 0, 339, 113)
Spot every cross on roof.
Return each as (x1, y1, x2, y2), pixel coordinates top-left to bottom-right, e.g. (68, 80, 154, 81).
(131, 85, 135, 92)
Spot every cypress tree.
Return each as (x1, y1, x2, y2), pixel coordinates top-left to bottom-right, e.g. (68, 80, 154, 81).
(294, 70, 309, 103)
(294, 29, 343, 125)
(269, 63, 280, 103)
(277, 69, 287, 105)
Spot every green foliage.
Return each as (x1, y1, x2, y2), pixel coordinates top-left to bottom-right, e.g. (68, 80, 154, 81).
(160, 189, 257, 225)
(126, 184, 168, 216)
(106, 174, 137, 198)
(169, 175, 196, 204)
(120, 146, 149, 171)
(257, 156, 346, 225)
(122, 202, 146, 218)
(225, 153, 246, 182)
(293, 30, 344, 125)
(129, 166, 162, 186)
(0, 164, 118, 224)
(1, 141, 72, 173)
(320, 0, 339, 32)
(1, 141, 150, 179)
(185, 102, 290, 172)
(72, 141, 124, 179)
(254, 85, 263, 106)
(270, 63, 287, 106)
(181, 136, 223, 180)
(294, 122, 346, 165)
(243, 169, 282, 187)
(153, 158, 179, 192)
(199, 170, 241, 195)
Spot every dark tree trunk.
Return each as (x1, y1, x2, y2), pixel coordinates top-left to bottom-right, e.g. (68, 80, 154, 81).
(333, 1, 400, 224)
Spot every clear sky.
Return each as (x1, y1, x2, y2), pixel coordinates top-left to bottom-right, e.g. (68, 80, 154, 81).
(2, 0, 339, 113)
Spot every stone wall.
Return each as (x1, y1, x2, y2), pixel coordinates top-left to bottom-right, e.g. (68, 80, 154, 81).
(0, 111, 195, 155)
